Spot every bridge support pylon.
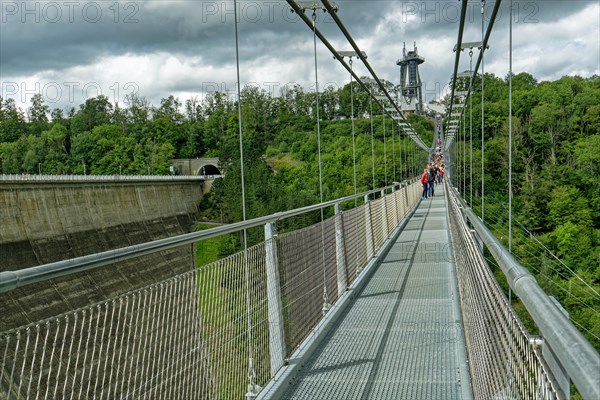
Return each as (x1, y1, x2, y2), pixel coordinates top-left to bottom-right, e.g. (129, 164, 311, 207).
(364, 195, 374, 262)
(265, 222, 286, 375)
(334, 203, 348, 295)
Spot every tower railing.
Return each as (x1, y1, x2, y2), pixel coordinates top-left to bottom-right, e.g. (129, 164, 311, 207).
(0, 180, 421, 399)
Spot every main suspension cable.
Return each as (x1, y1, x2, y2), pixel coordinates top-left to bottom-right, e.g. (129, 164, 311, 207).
(447, 0, 469, 131)
(445, 0, 502, 149)
(319, 0, 429, 152)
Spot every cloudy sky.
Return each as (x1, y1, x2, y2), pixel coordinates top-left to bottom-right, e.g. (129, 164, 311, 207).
(1, 0, 599, 113)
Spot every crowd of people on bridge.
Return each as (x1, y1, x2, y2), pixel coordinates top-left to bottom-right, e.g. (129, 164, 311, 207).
(421, 141, 445, 200)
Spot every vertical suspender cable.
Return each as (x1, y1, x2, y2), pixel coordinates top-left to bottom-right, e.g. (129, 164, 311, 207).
(383, 114, 387, 186)
(398, 71, 404, 181)
(463, 100, 466, 196)
(509, 0, 513, 253)
(348, 57, 360, 273)
(311, 10, 329, 309)
(413, 142, 418, 176)
(456, 109, 465, 196)
(414, 141, 418, 177)
(312, 10, 323, 209)
(447, 0, 469, 141)
(411, 140, 415, 177)
(234, 0, 246, 243)
(392, 117, 396, 182)
(508, 0, 514, 304)
(419, 140, 421, 177)
(481, 0, 486, 221)
(408, 139, 411, 178)
(406, 131, 410, 180)
(469, 50, 474, 206)
(407, 138, 411, 178)
(455, 135, 458, 187)
(369, 91, 376, 190)
(405, 133, 408, 179)
(451, 136, 454, 186)
(400, 126, 404, 181)
(233, 1, 255, 394)
(402, 130, 407, 180)
(414, 141, 417, 177)
(349, 59, 357, 204)
(451, 129, 454, 186)
(409, 140, 413, 177)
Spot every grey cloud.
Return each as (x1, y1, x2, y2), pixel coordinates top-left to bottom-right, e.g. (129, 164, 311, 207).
(1, 0, 598, 109)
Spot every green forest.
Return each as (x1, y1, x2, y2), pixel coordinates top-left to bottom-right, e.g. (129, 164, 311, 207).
(1, 73, 598, 351)
(449, 73, 600, 354)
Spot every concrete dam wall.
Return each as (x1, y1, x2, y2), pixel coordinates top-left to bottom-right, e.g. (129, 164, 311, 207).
(0, 178, 204, 332)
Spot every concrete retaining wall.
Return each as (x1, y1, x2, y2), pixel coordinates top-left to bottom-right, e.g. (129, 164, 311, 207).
(0, 180, 204, 331)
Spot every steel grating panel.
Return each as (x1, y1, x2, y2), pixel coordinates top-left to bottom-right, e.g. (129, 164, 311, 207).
(281, 186, 472, 399)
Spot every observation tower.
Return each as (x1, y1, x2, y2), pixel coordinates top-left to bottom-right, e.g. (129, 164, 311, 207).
(397, 42, 425, 115)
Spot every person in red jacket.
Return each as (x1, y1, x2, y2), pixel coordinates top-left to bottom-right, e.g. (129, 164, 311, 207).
(421, 168, 429, 199)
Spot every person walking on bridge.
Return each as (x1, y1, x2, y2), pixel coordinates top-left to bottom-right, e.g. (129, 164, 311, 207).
(421, 168, 429, 199)
(428, 165, 436, 197)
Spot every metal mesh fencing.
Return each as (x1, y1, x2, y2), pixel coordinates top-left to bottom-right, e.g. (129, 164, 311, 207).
(369, 197, 387, 252)
(409, 181, 417, 208)
(341, 205, 368, 283)
(276, 217, 337, 354)
(196, 242, 271, 398)
(0, 185, 421, 399)
(0, 243, 270, 400)
(446, 188, 561, 399)
(1, 272, 208, 399)
(384, 194, 396, 236)
(397, 185, 408, 221)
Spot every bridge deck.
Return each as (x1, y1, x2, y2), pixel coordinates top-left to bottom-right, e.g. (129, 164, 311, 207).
(281, 185, 472, 399)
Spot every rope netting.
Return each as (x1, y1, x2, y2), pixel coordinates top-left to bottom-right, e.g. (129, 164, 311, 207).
(0, 182, 421, 399)
(446, 186, 561, 399)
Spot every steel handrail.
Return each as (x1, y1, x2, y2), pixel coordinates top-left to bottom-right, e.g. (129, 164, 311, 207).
(451, 187, 600, 399)
(0, 180, 416, 293)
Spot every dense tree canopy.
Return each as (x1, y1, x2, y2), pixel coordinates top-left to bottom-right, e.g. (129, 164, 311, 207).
(447, 73, 600, 352)
(1, 73, 598, 351)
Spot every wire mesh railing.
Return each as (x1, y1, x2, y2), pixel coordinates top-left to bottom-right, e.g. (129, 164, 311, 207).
(369, 196, 386, 252)
(341, 206, 368, 283)
(467, 201, 600, 351)
(0, 181, 421, 399)
(277, 217, 338, 354)
(446, 185, 563, 399)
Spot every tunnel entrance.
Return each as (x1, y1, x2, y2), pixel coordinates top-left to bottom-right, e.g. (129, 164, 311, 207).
(198, 164, 221, 175)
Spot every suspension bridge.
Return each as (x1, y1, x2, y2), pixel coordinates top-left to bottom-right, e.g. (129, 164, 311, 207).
(1, 0, 599, 399)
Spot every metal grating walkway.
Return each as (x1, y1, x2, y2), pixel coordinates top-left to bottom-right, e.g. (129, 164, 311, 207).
(280, 186, 472, 399)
